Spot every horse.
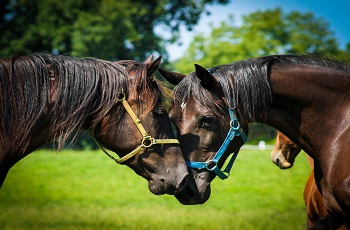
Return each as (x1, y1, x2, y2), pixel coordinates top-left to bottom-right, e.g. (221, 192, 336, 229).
(271, 131, 301, 169)
(0, 53, 189, 196)
(272, 132, 328, 229)
(160, 54, 350, 228)
(304, 158, 331, 229)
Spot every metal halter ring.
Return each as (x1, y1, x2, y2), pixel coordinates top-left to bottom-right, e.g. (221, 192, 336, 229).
(205, 160, 217, 171)
(117, 92, 126, 101)
(141, 136, 155, 148)
(230, 119, 240, 130)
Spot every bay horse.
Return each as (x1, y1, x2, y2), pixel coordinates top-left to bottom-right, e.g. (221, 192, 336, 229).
(272, 132, 328, 229)
(271, 131, 301, 169)
(0, 53, 189, 196)
(160, 55, 350, 228)
(304, 157, 330, 229)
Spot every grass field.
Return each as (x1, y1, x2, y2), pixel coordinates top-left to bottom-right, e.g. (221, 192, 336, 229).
(0, 148, 311, 230)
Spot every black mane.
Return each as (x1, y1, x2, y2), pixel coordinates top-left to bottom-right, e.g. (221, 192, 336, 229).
(174, 54, 350, 123)
(0, 53, 128, 150)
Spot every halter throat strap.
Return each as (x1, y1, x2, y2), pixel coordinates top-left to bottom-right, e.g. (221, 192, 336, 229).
(90, 92, 179, 164)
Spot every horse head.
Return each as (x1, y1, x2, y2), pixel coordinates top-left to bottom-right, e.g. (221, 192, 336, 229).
(92, 56, 188, 195)
(271, 132, 302, 169)
(159, 65, 247, 204)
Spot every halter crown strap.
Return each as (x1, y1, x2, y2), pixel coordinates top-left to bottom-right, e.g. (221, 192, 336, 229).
(90, 92, 179, 165)
(118, 95, 148, 136)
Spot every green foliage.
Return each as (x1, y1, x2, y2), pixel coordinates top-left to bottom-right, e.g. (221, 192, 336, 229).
(0, 149, 310, 229)
(174, 8, 350, 73)
(0, 0, 230, 149)
(0, 0, 229, 60)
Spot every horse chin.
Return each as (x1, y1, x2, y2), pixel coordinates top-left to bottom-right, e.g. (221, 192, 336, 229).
(174, 171, 212, 205)
(128, 150, 190, 196)
(279, 161, 293, 169)
(175, 183, 211, 205)
(148, 179, 167, 195)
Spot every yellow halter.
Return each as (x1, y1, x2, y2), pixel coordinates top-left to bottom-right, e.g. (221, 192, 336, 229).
(90, 92, 179, 164)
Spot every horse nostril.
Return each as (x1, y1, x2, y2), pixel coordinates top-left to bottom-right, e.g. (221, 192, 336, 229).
(276, 158, 280, 167)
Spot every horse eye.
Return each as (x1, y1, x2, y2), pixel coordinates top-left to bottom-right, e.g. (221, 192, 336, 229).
(153, 108, 166, 116)
(201, 115, 214, 127)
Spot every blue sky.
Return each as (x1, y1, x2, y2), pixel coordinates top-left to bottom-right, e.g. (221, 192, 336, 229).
(167, 0, 350, 60)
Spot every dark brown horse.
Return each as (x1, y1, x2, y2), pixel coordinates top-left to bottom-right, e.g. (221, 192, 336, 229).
(272, 132, 328, 229)
(160, 55, 350, 228)
(0, 53, 189, 196)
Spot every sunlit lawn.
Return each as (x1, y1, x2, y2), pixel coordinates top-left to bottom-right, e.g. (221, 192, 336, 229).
(0, 148, 310, 230)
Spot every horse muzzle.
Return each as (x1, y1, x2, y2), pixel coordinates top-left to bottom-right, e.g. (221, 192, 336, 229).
(174, 170, 212, 205)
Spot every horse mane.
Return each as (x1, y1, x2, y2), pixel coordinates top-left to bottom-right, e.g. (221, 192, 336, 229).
(116, 59, 169, 113)
(172, 57, 272, 123)
(269, 54, 350, 72)
(172, 72, 229, 122)
(216, 54, 350, 123)
(175, 54, 350, 124)
(0, 53, 128, 151)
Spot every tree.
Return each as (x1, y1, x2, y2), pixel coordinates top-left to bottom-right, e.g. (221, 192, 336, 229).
(174, 8, 350, 73)
(171, 8, 350, 144)
(0, 0, 229, 150)
(0, 0, 229, 61)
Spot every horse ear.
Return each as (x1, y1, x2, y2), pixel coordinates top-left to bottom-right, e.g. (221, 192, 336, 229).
(143, 55, 153, 65)
(146, 55, 162, 76)
(158, 68, 186, 85)
(194, 64, 219, 89)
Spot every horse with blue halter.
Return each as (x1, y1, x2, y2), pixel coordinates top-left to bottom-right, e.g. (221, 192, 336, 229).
(160, 55, 350, 228)
(0, 53, 189, 196)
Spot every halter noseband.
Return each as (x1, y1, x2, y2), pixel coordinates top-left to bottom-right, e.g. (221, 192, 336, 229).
(90, 92, 179, 164)
(186, 70, 248, 180)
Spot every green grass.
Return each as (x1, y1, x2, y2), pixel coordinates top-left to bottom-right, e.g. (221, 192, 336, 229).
(0, 149, 311, 230)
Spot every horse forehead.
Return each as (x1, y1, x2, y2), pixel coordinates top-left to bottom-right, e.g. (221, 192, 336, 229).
(173, 100, 209, 129)
(180, 101, 186, 110)
(176, 99, 205, 115)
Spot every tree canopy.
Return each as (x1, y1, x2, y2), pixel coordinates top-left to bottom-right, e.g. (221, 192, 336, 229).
(174, 8, 350, 73)
(0, 0, 228, 60)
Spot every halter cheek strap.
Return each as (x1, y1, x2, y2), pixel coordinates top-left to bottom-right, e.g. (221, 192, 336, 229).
(185, 69, 248, 179)
(186, 108, 248, 179)
(90, 92, 179, 164)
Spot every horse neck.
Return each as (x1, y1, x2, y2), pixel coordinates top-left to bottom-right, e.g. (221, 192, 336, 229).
(270, 63, 349, 101)
(265, 62, 350, 156)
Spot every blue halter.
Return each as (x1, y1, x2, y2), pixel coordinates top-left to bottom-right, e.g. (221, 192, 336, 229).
(186, 108, 247, 179)
(186, 100, 248, 179)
